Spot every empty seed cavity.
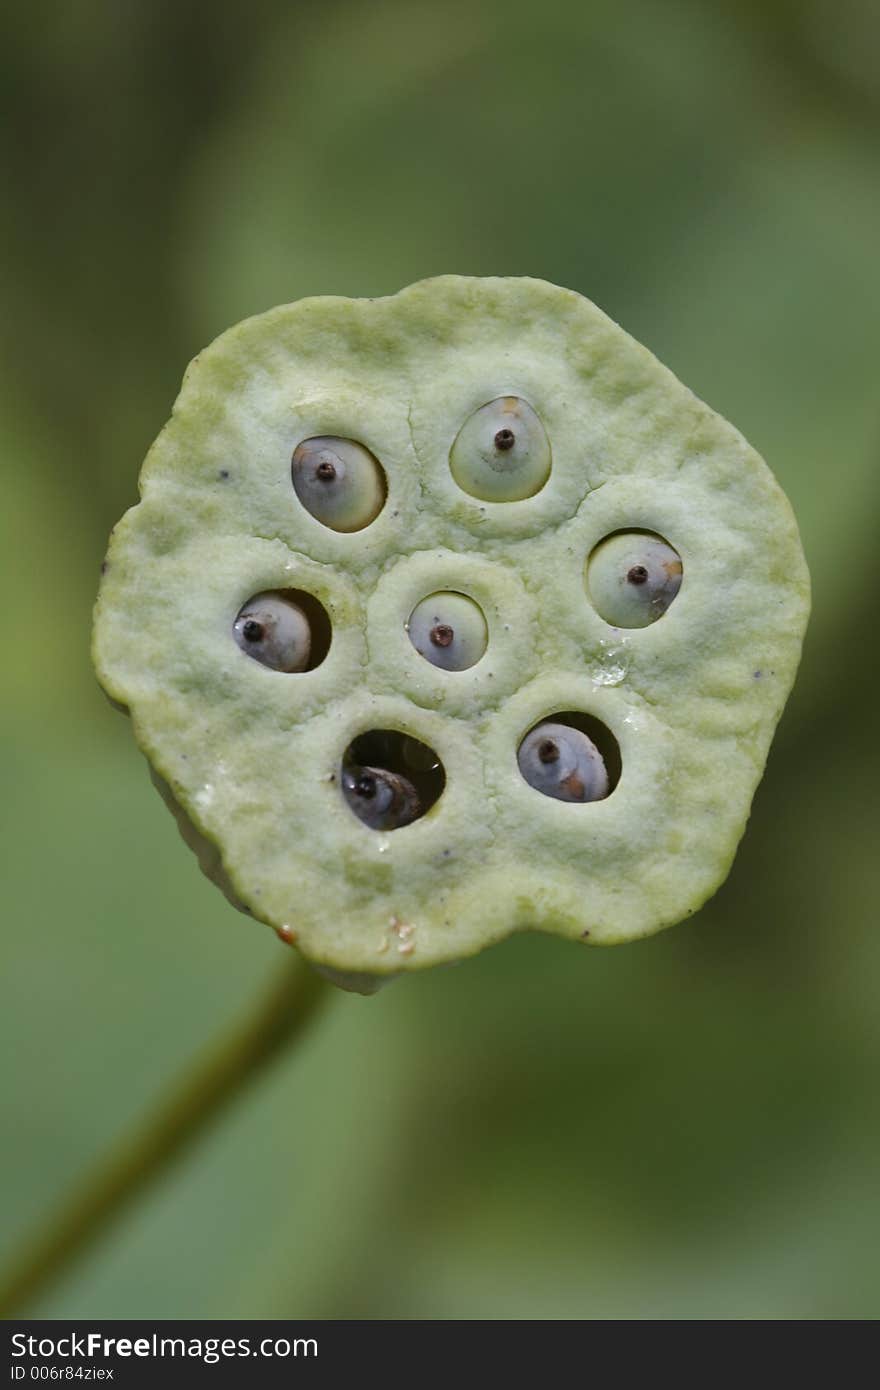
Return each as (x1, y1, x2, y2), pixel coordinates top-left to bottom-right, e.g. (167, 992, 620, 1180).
(341, 729, 445, 830)
(517, 712, 620, 803)
(406, 591, 488, 671)
(449, 395, 551, 502)
(291, 435, 387, 532)
(587, 531, 682, 628)
(233, 589, 331, 671)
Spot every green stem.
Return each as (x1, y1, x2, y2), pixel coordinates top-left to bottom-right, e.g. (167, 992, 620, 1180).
(0, 962, 330, 1317)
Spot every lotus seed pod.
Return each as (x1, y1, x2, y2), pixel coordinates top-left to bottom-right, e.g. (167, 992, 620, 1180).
(407, 591, 488, 671)
(233, 591, 312, 671)
(449, 396, 551, 502)
(518, 721, 609, 803)
(291, 435, 386, 532)
(92, 275, 809, 992)
(587, 532, 683, 629)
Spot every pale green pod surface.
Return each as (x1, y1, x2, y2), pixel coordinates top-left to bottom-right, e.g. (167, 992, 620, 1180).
(92, 276, 810, 991)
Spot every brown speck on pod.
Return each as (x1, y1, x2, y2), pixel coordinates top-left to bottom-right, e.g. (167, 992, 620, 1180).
(276, 924, 298, 945)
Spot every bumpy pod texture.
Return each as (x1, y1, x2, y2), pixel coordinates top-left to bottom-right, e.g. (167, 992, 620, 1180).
(92, 276, 810, 991)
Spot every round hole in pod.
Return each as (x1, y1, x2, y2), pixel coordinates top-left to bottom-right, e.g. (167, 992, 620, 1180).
(233, 589, 332, 671)
(586, 530, 683, 629)
(406, 591, 489, 671)
(341, 729, 446, 830)
(517, 711, 621, 802)
(449, 396, 551, 502)
(291, 435, 387, 532)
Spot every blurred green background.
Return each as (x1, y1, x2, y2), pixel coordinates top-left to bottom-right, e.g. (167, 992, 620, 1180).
(2, 0, 879, 1319)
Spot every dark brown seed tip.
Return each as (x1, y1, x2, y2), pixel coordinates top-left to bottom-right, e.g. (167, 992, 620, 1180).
(494, 427, 516, 451)
(627, 564, 649, 585)
(537, 738, 559, 764)
(242, 619, 264, 642)
(316, 460, 337, 482)
(355, 774, 377, 799)
(430, 623, 455, 648)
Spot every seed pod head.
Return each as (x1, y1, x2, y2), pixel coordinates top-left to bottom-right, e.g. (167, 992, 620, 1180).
(92, 275, 810, 992)
(342, 764, 422, 831)
(291, 435, 386, 532)
(517, 721, 609, 803)
(587, 532, 683, 629)
(233, 592, 311, 671)
(407, 591, 488, 671)
(449, 396, 551, 502)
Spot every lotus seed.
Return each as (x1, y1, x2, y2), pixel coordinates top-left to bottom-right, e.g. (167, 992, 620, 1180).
(449, 396, 551, 502)
(233, 592, 311, 672)
(291, 435, 386, 532)
(587, 532, 683, 629)
(342, 764, 422, 831)
(517, 721, 609, 803)
(407, 591, 488, 671)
